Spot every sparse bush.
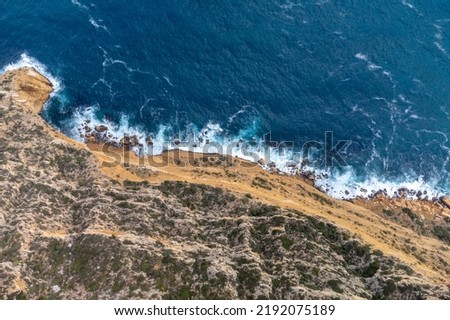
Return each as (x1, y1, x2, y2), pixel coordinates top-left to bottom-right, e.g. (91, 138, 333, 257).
(433, 226, 450, 244)
(280, 236, 294, 250)
(327, 279, 343, 293)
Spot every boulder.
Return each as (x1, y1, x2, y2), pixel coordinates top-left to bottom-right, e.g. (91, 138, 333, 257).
(398, 188, 409, 198)
(120, 136, 130, 146)
(130, 135, 139, 147)
(286, 162, 296, 168)
(86, 135, 95, 144)
(95, 125, 108, 132)
(440, 196, 450, 209)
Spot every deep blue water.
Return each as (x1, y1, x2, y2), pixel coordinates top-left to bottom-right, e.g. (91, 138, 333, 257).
(2, 0, 450, 198)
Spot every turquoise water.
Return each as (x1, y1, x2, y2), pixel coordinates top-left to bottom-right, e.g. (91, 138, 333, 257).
(1, 0, 450, 198)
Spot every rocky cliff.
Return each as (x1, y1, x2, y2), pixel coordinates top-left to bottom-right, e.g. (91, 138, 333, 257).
(1, 68, 450, 299)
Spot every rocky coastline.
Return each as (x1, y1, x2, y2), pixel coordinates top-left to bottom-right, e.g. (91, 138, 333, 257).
(2, 67, 450, 300)
(74, 114, 449, 206)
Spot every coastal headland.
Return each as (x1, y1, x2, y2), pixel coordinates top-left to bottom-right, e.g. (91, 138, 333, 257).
(1, 67, 450, 299)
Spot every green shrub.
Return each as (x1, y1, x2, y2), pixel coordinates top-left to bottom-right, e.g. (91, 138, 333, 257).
(327, 280, 343, 293)
(383, 209, 394, 216)
(433, 226, 450, 244)
(402, 208, 418, 221)
(280, 236, 294, 250)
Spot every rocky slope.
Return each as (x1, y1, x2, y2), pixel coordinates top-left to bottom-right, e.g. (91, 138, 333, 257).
(1, 68, 450, 299)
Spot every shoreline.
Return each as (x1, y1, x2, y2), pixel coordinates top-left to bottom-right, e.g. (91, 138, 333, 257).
(3, 66, 450, 290)
(70, 101, 448, 202)
(4, 66, 450, 207)
(11, 66, 450, 228)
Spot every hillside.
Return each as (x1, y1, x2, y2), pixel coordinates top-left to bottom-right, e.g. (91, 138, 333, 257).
(1, 68, 450, 299)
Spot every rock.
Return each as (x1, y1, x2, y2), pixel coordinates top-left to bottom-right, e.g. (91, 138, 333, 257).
(173, 138, 181, 146)
(84, 126, 91, 133)
(146, 137, 153, 145)
(130, 135, 139, 147)
(287, 162, 296, 168)
(95, 125, 108, 132)
(51, 285, 61, 294)
(120, 137, 129, 144)
(440, 196, 450, 209)
(398, 188, 409, 198)
(258, 158, 266, 166)
(372, 190, 387, 199)
(86, 135, 95, 144)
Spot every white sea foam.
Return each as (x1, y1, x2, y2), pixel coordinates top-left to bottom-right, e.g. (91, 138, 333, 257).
(355, 53, 368, 61)
(64, 98, 449, 201)
(162, 76, 174, 87)
(89, 17, 109, 32)
(1, 53, 63, 95)
(401, 0, 419, 12)
(99, 46, 149, 74)
(228, 104, 252, 124)
(434, 42, 449, 57)
(315, 167, 444, 200)
(69, 106, 442, 199)
(71, 0, 89, 11)
(368, 63, 382, 71)
(433, 22, 450, 58)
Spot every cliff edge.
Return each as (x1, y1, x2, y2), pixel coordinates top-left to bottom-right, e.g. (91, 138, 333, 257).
(1, 68, 450, 299)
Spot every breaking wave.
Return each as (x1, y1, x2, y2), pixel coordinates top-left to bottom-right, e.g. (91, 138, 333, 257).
(1, 53, 63, 95)
(65, 105, 446, 201)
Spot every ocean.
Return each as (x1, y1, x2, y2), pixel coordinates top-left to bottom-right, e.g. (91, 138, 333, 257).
(1, 0, 450, 199)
